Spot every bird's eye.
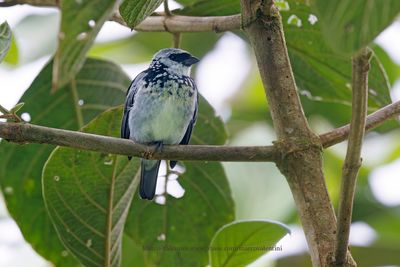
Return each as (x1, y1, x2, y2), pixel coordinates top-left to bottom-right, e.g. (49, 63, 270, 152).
(168, 52, 191, 62)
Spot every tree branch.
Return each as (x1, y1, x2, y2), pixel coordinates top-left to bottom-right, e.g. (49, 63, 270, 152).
(0, 0, 241, 33)
(240, 1, 355, 266)
(0, 0, 56, 7)
(0, 122, 280, 162)
(320, 100, 400, 148)
(0, 99, 398, 162)
(114, 13, 241, 33)
(333, 48, 371, 267)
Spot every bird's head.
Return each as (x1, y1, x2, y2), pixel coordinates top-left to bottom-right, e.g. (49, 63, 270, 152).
(150, 48, 199, 76)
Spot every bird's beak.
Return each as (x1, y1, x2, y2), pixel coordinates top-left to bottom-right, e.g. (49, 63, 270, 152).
(183, 56, 200, 66)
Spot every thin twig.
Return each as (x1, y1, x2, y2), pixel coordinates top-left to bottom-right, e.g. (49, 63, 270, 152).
(320, 100, 400, 148)
(172, 33, 181, 48)
(164, 0, 172, 17)
(333, 47, 372, 267)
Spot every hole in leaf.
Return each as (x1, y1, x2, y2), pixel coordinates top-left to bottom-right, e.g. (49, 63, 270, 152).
(21, 112, 31, 122)
(76, 32, 88, 41)
(308, 14, 318, 25)
(287, 14, 302, 27)
(88, 20, 96, 28)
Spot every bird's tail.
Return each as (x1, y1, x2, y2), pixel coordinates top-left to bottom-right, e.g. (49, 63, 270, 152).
(139, 159, 161, 200)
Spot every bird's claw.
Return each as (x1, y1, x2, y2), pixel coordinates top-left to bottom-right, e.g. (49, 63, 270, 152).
(153, 141, 163, 153)
(143, 141, 163, 159)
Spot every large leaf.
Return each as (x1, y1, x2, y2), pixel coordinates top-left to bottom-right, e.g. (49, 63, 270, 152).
(0, 58, 130, 266)
(209, 220, 290, 267)
(43, 108, 140, 267)
(125, 96, 235, 267)
(176, 0, 239, 16)
(53, 0, 118, 90)
(312, 0, 400, 54)
(372, 44, 400, 86)
(0, 21, 11, 62)
(282, 3, 391, 109)
(119, 0, 164, 29)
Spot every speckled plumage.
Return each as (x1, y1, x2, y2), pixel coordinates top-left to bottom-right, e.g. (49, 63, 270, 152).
(121, 48, 199, 200)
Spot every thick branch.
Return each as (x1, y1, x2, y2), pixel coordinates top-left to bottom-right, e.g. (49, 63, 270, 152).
(1, 98, 398, 158)
(334, 48, 371, 267)
(0, 0, 241, 33)
(0, 122, 279, 162)
(113, 13, 241, 33)
(240, 1, 354, 266)
(0, 100, 398, 162)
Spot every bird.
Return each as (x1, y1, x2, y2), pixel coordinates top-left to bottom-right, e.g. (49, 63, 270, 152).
(121, 48, 199, 200)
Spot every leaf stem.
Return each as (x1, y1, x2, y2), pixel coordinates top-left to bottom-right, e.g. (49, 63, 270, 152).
(105, 155, 118, 267)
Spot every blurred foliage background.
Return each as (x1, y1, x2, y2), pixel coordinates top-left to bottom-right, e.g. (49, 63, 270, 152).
(1, 0, 400, 266)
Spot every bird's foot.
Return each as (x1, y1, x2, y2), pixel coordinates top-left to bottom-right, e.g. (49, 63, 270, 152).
(143, 141, 163, 159)
(152, 141, 164, 153)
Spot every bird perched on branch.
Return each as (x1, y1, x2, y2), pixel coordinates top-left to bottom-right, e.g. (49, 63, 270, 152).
(121, 48, 199, 200)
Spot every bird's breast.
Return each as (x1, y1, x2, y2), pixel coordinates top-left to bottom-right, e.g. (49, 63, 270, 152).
(129, 80, 196, 145)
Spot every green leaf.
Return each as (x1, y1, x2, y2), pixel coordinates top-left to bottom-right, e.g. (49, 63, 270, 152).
(121, 235, 146, 267)
(43, 107, 140, 267)
(119, 0, 164, 29)
(372, 44, 400, 86)
(281, 3, 391, 108)
(312, 0, 400, 54)
(124, 96, 234, 267)
(0, 21, 11, 62)
(3, 34, 19, 65)
(209, 220, 290, 267)
(9, 102, 25, 114)
(176, 0, 239, 16)
(53, 0, 118, 90)
(0, 58, 130, 266)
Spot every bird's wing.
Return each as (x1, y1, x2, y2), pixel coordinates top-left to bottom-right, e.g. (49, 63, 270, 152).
(179, 80, 198, 146)
(121, 70, 147, 140)
(170, 83, 198, 169)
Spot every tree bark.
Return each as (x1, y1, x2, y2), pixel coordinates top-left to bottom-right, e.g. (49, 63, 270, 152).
(240, 1, 355, 266)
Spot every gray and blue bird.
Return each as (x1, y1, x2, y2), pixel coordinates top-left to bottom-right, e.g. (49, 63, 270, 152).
(121, 48, 199, 200)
